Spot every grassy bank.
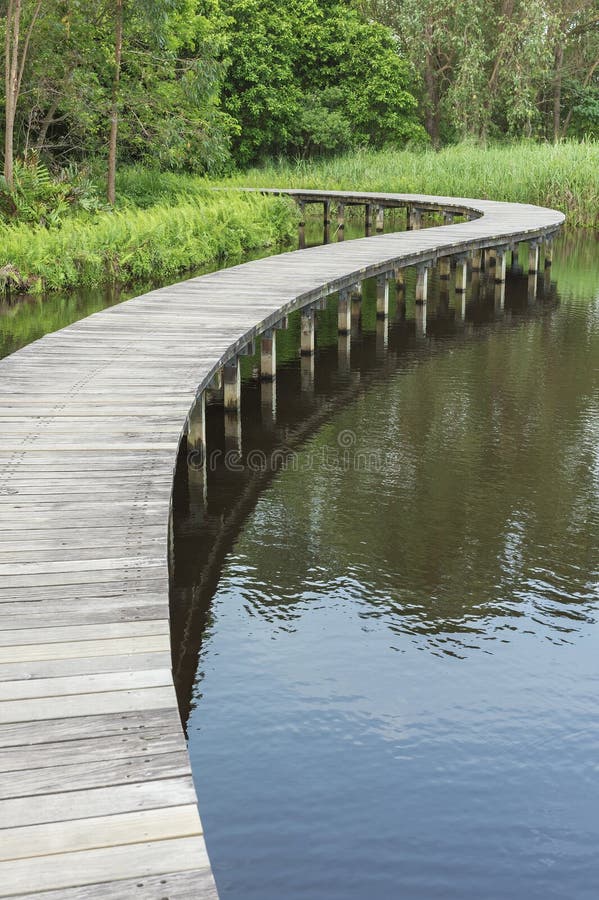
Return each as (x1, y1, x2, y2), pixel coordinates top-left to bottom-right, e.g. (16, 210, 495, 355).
(0, 190, 297, 294)
(2, 141, 597, 297)
(225, 142, 599, 228)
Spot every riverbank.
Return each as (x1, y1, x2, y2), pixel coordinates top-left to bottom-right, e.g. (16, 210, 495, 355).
(1, 142, 596, 296)
(0, 190, 297, 294)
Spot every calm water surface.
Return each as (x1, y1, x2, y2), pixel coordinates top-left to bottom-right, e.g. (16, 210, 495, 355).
(171, 231, 599, 899)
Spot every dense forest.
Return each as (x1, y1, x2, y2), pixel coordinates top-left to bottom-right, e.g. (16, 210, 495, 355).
(2, 0, 598, 197)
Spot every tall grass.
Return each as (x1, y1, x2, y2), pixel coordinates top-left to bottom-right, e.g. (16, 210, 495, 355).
(0, 192, 297, 293)
(2, 141, 597, 296)
(224, 142, 599, 228)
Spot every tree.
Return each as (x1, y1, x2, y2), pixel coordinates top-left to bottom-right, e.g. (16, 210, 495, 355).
(220, 0, 425, 165)
(3, 0, 43, 189)
(107, 0, 123, 204)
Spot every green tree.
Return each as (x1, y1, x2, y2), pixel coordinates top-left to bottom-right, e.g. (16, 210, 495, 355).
(220, 0, 424, 165)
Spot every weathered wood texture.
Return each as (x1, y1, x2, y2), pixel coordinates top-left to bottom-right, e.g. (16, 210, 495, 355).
(0, 189, 563, 897)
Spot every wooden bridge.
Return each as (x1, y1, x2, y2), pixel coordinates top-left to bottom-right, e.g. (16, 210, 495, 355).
(0, 190, 564, 897)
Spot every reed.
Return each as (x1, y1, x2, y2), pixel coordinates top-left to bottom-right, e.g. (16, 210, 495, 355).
(225, 141, 599, 228)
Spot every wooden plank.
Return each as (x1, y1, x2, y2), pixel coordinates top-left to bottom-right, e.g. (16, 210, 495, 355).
(0, 804, 202, 862)
(0, 684, 177, 724)
(0, 634, 170, 664)
(0, 621, 168, 646)
(0, 668, 172, 701)
(11, 869, 218, 900)
(0, 707, 181, 749)
(0, 835, 209, 896)
(0, 725, 185, 773)
(0, 750, 191, 799)
(0, 775, 197, 828)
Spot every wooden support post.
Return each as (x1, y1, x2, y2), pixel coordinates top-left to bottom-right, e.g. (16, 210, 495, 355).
(301, 353, 315, 393)
(223, 358, 241, 411)
(375, 204, 385, 233)
(395, 266, 405, 288)
(376, 315, 389, 352)
(323, 200, 331, 225)
(455, 258, 468, 293)
(188, 392, 206, 453)
(439, 257, 451, 280)
(415, 264, 428, 337)
(528, 271, 538, 303)
(337, 203, 345, 241)
(415, 301, 427, 338)
(544, 240, 553, 268)
(455, 291, 466, 321)
(260, 329, 276, 381)
(487, 247, 497, 271)
(511, 244, 520, 270)
(298, 225, 306, 250)
(338, 332, 351, 372)
(416, 265, 429, 303)
(528, 242, 540, 274)
(224, 410, 242, 454)
(494, 280, 505, 313)
(298, 200, 305, 227)
(439, 279, 450, 311)
(301, 308, 316, 355)
(338, 289, 351, 335)
(261, 379, 276, 423)
(471, 250, 482, 272)
(205, 369, 223, 405)
(376, 274, 390, 318)
(443, 211, 454, 225)
(365, 203, 374, 235)
(187, 392, 206, 507)
(495, 248, 507, 283)
(408, 207, 422, 230)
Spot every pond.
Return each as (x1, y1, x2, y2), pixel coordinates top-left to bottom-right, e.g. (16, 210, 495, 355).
(170, 229, 599, 899)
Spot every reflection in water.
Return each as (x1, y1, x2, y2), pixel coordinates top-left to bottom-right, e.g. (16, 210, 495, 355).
(171, 233, 599, 899)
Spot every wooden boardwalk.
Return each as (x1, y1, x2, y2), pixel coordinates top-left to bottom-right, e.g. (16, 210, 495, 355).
(0, 190, 563, 897)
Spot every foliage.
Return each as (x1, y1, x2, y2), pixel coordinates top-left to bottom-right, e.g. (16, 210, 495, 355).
(219, 0, 425, 165)
(0, 156, 106, 226)
(359, 0, 599, 145)
(224, 141, 599, 228)
(0, 191, 297, 292)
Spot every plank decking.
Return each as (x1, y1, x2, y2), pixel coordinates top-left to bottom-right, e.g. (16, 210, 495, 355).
(0, 191, 564, 897)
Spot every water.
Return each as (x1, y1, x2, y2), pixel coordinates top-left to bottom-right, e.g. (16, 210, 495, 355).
(171, 230, 599, 899)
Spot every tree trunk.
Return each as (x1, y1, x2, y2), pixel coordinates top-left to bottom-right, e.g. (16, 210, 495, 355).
(553, 42, 563, 143)
(35, 97, 60, 151)
(423, 24, 440, 149)
(4, 0, 22, 190)
(107, 0, 123, 205)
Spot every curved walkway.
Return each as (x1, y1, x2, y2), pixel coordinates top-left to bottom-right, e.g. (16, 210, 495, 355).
(0, 191, 563, 897)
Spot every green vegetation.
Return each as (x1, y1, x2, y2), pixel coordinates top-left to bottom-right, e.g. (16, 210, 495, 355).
(0, 190, 297, 293)
(228, 142, 599, 228)
(1, 2, 598, 296)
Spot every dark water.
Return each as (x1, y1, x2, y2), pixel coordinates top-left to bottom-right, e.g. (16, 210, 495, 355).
(170, 230, 599, 899)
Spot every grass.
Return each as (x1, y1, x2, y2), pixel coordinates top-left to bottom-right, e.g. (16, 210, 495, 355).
(223, 141, 599, 228)
(1, 141, 597, 296)
(0, 190, 297, 294)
